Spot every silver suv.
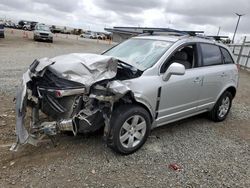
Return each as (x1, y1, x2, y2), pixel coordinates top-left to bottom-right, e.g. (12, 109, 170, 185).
(13, 34, 238, 154)
(33, 24, 53, 43)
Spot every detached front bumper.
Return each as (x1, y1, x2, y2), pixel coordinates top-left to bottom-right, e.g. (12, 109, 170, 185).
(10, 71, 37, 151)
(11, 68, 89, 151)
(11, 71, 79, 151)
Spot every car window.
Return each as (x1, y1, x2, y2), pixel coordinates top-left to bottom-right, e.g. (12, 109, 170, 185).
(0, 24, 4, 29)
(104, 39, 172, 71)
(200, 43, 222, 66)
(220, 47, 234, 64)
(160, 44, 198, 73)
(36, 25, 50, 31)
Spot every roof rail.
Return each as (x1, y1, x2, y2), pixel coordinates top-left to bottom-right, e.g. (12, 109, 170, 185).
(141, 28, 204, 36)
(194, 35, 230, 43)
(207, 36, 229, 41)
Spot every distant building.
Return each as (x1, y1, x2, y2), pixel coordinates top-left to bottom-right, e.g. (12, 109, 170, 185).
(105, 27, 144, 42)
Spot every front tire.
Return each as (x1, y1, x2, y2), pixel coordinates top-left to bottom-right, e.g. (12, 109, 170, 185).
(209, 91, 233, 122)
(109, 104, 151, 155)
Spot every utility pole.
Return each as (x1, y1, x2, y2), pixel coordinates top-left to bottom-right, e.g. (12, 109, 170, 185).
(217, 26, 221, 36)
(232, 13, 244, 44)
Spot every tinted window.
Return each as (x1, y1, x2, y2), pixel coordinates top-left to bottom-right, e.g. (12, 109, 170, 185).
(200, 44, 222, 66)
(221, 48, 234, 64)
(0, 24, 4, 29)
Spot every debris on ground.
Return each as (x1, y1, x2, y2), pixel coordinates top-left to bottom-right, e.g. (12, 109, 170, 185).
(10, 161, 15, 166)
(168, 163, 182, 172)
(91, 169, 96, 174)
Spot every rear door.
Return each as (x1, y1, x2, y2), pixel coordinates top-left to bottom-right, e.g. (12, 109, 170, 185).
(197, 43, 227, 110)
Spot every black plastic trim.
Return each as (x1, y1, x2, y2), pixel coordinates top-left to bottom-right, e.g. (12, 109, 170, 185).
(155, 87, 162, 119)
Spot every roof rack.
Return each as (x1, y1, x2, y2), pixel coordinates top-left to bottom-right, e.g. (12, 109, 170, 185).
(106, 27, 230, 43)
(141, 28, 204, 36)
(194, 35, 230, 43)
(207, 36, 229, 41)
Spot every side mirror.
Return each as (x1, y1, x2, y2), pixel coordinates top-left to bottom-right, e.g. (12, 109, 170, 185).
(162, 63, 185, 81)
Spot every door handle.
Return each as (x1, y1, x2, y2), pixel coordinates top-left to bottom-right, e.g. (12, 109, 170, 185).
(220, 72, 226, 77)
(193, 77, 202, 83)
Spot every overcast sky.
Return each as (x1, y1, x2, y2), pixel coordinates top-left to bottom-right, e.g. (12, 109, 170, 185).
(0, 0, 249, 40)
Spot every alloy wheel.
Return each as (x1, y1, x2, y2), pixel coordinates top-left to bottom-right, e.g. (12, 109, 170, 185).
(218, 96, 230, 118)
(119, 115, 147, 149)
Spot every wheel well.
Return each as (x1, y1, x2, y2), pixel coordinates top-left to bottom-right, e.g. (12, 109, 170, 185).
(113, 93, 154, 123)
(225, 86, 236, 98)
(133, 101, 153, 123)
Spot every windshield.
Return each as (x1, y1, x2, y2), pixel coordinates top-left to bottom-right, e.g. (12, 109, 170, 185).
(36, 25, 50, 31)
(104, 38, 172, 71)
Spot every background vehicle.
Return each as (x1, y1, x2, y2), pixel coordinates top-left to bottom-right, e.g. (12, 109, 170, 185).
(4, 22, 16, 28)
(0, 23, 4, 38)
(17, 20, 37, 30)
(33, 23, 53, 43)
(13, 32, 238, 154)
(97, 33, 106, 40)
(23, 24, 31, 31)
(80, 32, 97, 39)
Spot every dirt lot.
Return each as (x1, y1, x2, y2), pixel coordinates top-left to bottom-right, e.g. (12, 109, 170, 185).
(0, 29, 249, 188)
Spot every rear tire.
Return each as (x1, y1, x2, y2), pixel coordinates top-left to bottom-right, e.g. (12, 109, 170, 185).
(209, 91, 233, 122)
(108, 104, 151, 155)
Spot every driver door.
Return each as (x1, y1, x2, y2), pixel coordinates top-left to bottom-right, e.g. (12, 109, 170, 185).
(156, 43, 204, 126)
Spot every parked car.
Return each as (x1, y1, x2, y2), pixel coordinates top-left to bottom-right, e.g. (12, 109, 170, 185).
(12, 33, 238, 154)
(17, 20, 37, 30)
(80, 32, 97, 39)
(23, 24, 31, 31)
(30, 21, 38, 30)
(33, 24, 53, 43)
(0, 23, 4, 38)
(97, 33, 106, 40)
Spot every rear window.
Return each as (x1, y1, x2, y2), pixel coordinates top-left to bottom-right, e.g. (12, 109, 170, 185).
(220, 47, 234, 64)
(200, 43, 222, 66)
(0, 24, 4, 29)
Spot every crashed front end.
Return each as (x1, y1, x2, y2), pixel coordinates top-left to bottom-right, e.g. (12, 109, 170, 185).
(11, 53, 139, 151)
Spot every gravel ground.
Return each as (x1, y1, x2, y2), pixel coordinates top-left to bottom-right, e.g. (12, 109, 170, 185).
(0, 29, 249, 188)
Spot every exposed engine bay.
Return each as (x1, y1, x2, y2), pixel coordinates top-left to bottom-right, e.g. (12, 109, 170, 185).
(11, 53, 143, 151)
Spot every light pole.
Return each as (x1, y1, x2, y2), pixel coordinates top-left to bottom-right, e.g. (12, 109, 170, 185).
(232, 13, 244, 44)
(217, 26, 221, 36)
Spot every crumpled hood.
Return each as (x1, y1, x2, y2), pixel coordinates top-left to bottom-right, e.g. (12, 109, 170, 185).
(34, 53, 118, 88)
